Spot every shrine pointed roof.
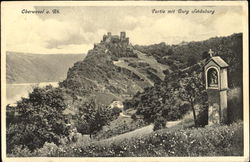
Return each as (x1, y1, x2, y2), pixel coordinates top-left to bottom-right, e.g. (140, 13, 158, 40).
(207, 56, 229, 68)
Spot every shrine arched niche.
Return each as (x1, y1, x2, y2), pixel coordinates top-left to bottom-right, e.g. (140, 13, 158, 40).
(206, 67, 219, 88)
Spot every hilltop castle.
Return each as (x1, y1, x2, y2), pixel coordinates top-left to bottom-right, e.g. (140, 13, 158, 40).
(101, 32, 129, 45)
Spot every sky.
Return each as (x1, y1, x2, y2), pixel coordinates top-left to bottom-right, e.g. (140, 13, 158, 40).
(4, 5, 243, 54)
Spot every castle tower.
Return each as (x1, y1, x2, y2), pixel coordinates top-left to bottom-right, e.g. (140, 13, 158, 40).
(204, 51, 229, 125)
(120, 32, 126, 40)
(126, 37, 129, 44)
(102, 35, 107, 42)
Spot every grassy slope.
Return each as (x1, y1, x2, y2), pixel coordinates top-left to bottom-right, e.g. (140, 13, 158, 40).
(73, 118, 242, 157)
(89, 92, 121, 105)
(135, 50, 170, 80)
(99, 124, 154, 144)
(114, 59, 154, 86)
(113, 50, 170, 87)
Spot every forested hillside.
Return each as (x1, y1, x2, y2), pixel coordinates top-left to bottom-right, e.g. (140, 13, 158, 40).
(59, 33, 242, 116)
(135, 33, 242, 88)
(6, 52, 85, 84)
(127, 33, 243, 126)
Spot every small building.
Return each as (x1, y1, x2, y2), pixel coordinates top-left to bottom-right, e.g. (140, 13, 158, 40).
(109, 100, 124, 109)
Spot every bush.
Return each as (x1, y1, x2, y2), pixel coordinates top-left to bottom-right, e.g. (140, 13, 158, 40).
(196, 105, 208, 127)
(165, 59, 174, 66)
(36, 142, 61, 157)
(75, 100, 118, 138)
(112, 107, 122, 116)
(163, 69, 170, 75)
(187, 57, 198, 66)
(8, 145, 34, 157)
(111, 55, 119, 61)
(131, 114, 137, 121)
(6, 86, 70, 152)
(153, 117, 166, 131)
(228, 96, 243, 123)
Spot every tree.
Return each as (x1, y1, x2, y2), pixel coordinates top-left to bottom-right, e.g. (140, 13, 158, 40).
(187, 57, 197, 66)
(153, 116, 166, 131)
(167, 48, 174, 55)
(76, 100, 115, 138)
(163, 69, 170, 76)
(179, 72, 207, 127)
(202, 51, 209, 59)
(135, 82, 188, 125)
(6, 86, 70, 152)
(135, 89, 163, 123)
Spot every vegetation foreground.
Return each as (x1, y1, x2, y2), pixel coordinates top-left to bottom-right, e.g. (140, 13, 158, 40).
(8, 121, 243, 157)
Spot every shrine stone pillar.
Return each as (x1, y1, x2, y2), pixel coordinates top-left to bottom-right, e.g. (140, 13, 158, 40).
(204, 53, 229, 125)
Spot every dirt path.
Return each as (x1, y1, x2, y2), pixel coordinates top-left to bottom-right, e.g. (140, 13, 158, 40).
(99, 111, 194, 144)
(100, 120, 182, 144)
(100, 124, 154, 143)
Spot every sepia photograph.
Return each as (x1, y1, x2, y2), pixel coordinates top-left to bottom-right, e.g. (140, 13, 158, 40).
(1, 1, 249, 162)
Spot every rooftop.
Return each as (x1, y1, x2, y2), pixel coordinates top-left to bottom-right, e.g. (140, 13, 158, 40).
(208, 56, 229, 68)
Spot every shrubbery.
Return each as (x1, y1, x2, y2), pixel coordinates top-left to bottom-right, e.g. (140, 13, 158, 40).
(75, 121, 244, 157)
(7, 86, 71, 152)
(196, 106, 208, 127)
(75, 100, 119, 138)
(6, 87, 120, 154)
(228, 95, 243, 123)
(153, 117, 166, 131)
(9, 121, 242, 157)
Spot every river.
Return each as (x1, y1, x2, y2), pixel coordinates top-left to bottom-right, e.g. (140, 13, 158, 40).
(6, 82, 58, 106)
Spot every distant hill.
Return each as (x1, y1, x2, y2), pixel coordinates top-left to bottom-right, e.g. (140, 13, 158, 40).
(6, 52, 85, 84)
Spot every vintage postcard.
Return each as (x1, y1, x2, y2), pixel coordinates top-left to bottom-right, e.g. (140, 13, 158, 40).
(1, 1, 249, 162)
